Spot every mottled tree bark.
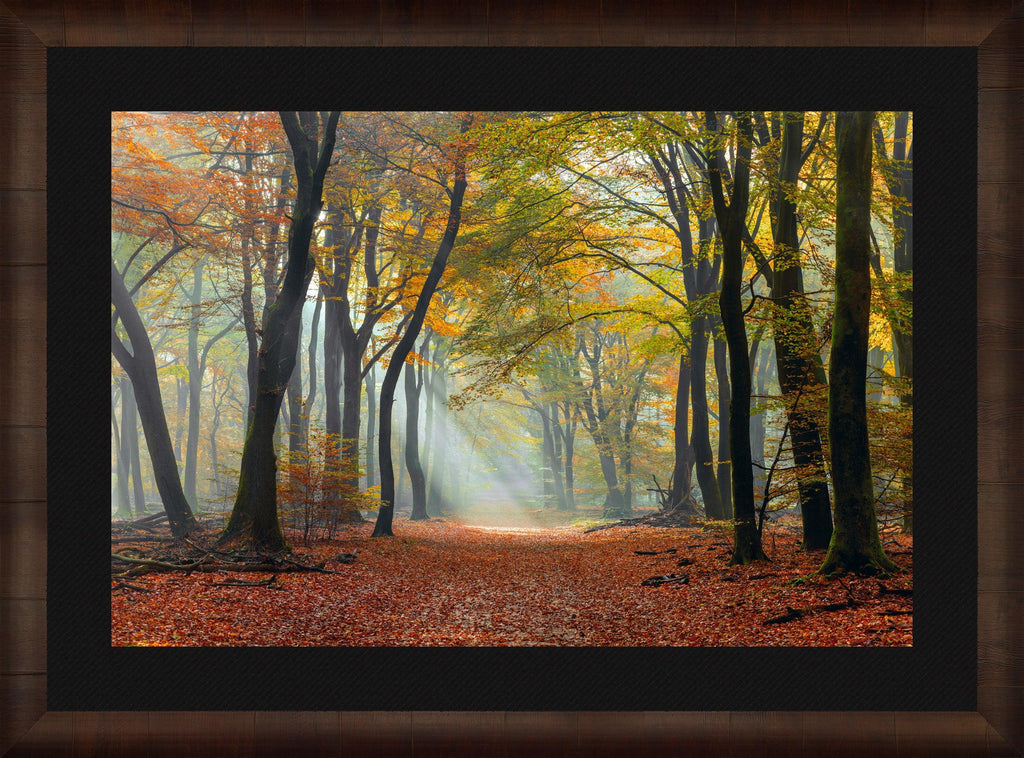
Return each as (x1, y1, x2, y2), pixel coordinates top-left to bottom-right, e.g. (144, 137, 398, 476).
(821, 111, 898, 576)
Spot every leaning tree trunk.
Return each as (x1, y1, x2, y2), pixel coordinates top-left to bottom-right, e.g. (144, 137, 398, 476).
(221, 111, 340, 552)
(706, 110, 766, 565)
(373, 114, 472, 538)
(111, 259, 198, 538)
(772, 111, 834, 550)
(821, 111, 898, 576)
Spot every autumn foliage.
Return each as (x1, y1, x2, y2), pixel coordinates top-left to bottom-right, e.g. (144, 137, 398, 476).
(112, 518, 911, 647)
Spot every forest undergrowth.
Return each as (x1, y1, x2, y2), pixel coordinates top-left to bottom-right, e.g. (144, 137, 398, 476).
(112, 516, 912, 647)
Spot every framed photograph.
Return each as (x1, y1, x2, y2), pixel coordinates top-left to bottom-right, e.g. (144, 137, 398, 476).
(1, 2, 1021, 755)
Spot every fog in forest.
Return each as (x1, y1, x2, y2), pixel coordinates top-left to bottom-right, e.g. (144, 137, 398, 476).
(112, 110, 912, 543)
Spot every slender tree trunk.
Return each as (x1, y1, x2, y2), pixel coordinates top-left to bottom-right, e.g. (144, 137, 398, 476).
(322, 286, 343, 492)
(563, 415, 577, 511)
(287, 314, 303, 462)
(300, 293, 322, 454)
(750, 341, 769, 503)
(374, 114, 472, 538)
(772, 111, 834, 550)
(706, 111, 765, 565)
(184, 257, 204, 508)
(669, 354, 695, 511)
(539, 409, 555, 505)
(125, 381, 146, 514)
(221, 111, 340, 551)
(821, 111, 898, 575)
(113, 383, 132, 518)
(713, 330, 733, 511)
(174, 377, 186, 462)
(873, 113, 913, 533)
(549, 402, 569, 511)
(406, 356, 428, 520)
(649, 144, 722, 519)
(365, 363, 376, 490)
(690, 320, 724, 518)
(111, 259, 198, 538)
(339, 331, 366, 522)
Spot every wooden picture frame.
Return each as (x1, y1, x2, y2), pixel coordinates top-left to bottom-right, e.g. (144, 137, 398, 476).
(2, 2, 1021, 755)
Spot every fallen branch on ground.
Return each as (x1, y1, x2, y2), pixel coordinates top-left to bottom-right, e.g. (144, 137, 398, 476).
(763, 597, 860, 625)
(111, 580, 152, 593)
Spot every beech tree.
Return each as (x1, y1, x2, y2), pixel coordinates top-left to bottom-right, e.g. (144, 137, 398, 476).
(705, 110, 766, 565)
(221, 111, 340, 551)
(769, 112, 833, 550)
(820, 111, 897, 576)
(112, 257, 199, 538)
(373, 113, 473, 538)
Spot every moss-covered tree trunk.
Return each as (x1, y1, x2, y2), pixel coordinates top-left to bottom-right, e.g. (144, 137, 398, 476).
(821, 111, 898, 576)
(706, 110, 766, 565)
(220, 111, 340, 552)
(771, 111, 833, 550)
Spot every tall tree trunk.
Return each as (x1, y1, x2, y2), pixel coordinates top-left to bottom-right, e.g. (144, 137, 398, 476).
(873, 113, 913, 533)
(124, 380, 146, 514)
(669, 354, 695, 512)
(365, 363, 376, 490)
(562, 409, 577, 511)
(713, 330, 733, 511)
(174, 377, 186, 462)
(549, 402, 569, 511)
(649, 144, 723, 518)
(239, 244, 258, 425)
(539, 410, 555, 505)
(373, 114, 472, 538)
(338, 331, 366, 522)
(406, 354, 428, 520)
(771, 111, 834, 550)
(750, 341, 769, 504)
(111, 259, 198, 538)
(690, 319, 724, 518)
(287, 313, 303, 462)
(221, 111, 340, 551)
(821, 111, 898, 576)
(300, 293, 322, 454)
(113, 382, 132, 518)
(706, 110, 765, 565)
(184, 257, 204, 508)
(322, 277, 343, 496)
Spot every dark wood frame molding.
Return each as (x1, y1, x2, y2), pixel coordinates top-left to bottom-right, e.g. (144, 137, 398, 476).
(2, 2, 1021, 755)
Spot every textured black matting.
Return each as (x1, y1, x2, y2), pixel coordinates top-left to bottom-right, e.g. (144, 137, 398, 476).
(48, 47, 976, 711)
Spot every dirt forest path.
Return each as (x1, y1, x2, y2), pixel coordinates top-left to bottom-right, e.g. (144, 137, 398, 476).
(112, 518, 913, 647)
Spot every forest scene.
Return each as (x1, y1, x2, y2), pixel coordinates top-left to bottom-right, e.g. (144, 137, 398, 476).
(111, 110, 913, 647)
